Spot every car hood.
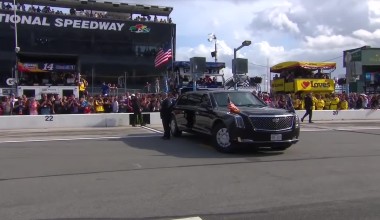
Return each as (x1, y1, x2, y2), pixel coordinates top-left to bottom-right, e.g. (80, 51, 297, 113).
(217, 106, 294, 116)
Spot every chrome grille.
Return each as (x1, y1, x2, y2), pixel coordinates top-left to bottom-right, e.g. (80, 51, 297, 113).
(249, 116, 294, 131)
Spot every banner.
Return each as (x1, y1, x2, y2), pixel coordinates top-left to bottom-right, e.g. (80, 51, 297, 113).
(294, 79, 335, 92)
(271, 78, 284, 92)
(0, 12, 155, 33)
(18, 62, 76, 73)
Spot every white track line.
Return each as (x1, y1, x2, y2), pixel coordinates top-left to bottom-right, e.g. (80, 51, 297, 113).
(301, 126, 380, 132)
(142, 126, 164, 133)
(0, 134, 160, 144)
(172, 217, 202, 220)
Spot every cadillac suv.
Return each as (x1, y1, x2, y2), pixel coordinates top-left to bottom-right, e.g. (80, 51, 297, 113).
(170, 90, 300, 153)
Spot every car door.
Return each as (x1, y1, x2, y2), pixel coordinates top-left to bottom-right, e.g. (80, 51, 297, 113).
(196, 93, 215, 135)
(173, 94, 188, 130)
(185, 93, 203, 133)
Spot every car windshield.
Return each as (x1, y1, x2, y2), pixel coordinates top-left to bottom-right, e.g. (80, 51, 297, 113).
(213, 92, 266, 107)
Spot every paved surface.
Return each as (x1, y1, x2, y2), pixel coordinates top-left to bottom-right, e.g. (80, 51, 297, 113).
(0, 121, 380, 220)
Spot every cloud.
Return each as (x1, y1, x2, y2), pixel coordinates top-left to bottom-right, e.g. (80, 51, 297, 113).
(368, 0, 380, 24)
(353, 29, 380, 40)
(249, 2, 301, 34)
(303, 35, 366, 50)
(315, 25, 334, 36)
(283, 0, 370, 37)
(267, 9, 300, 33)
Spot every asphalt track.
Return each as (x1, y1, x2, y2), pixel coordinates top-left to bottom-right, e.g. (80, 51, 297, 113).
(0, 121, 380, 220)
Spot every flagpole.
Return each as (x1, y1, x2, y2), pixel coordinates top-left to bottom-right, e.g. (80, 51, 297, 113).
(171, 26, 177, 91)
(13, 0, 19, 93)
(154, 28, 174, 93)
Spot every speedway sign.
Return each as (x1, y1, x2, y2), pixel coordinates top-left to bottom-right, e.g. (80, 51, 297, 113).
(0, 13, 150, 32)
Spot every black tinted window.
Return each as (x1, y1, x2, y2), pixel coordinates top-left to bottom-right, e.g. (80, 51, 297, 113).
(201, 94, 212, 106)
(176, 94, 188, 106)
(187, 93, 203, 106)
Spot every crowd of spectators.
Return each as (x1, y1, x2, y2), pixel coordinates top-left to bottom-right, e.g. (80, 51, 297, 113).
(0, 91, 178, 116)
(1, 1, 172, 23)
(2, 90, 378, 116)
(1, 76, 379, 117)
(19, 72, 82, 87)
(273, 69, 330, 83)
(256, 91, 380, 111)
(184, 75, 223, 88)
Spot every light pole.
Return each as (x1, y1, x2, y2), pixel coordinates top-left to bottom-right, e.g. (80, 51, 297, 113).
(208, 33, 217, 63)
(233, 40, 251, 90)
(13, 0, 20, 90)
(261, 74, 267, 92)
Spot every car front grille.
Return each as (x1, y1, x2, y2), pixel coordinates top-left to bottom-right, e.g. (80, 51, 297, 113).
(249, 116, 294, 131)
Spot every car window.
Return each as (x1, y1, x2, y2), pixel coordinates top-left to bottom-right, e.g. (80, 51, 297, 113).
(213, 92, 266, 107)
(188, 93, 203, 106)
(201, 94, 211, 106)
(176, 94, 188, 106)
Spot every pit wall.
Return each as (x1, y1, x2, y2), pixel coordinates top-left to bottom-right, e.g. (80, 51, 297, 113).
(0, 110, 379, 130)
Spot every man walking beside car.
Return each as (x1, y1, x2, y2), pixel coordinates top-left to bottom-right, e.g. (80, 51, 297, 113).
(301, 92, 313, 123)
(160, 93, 173, 140)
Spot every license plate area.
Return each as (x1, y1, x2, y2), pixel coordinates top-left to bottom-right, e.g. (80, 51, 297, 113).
(271, 134, 282, 141)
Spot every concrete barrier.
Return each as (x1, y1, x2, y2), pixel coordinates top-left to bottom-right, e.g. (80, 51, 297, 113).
(0, 113, 133, 130)
(0, 110, 379, 130)
(295, 109, 380, 121)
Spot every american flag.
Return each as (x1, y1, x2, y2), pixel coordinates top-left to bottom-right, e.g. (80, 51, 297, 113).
(227, 95, 240, 114)
(154, 43, 172, 68)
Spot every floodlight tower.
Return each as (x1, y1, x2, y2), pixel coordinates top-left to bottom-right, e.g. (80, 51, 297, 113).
(233, 40, 251, 90)
(208, 33, 217, 62)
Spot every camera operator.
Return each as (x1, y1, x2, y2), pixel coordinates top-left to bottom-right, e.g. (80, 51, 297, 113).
(67, 94, 80, 114)
(39, 94, 53, 115)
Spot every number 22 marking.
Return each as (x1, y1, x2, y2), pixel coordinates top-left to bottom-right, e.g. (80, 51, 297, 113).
(45, 116, 53, 121)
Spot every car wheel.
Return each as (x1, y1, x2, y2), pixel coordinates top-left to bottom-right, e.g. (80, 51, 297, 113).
(271, 143, 292, 151)
(212, 123, 235, 153)
(170, 117, 182, 137)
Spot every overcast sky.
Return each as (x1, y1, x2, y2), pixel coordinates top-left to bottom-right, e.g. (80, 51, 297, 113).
(122, 0, 380, 79)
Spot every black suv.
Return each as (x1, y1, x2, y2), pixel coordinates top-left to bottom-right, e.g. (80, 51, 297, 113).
(170, 90, 300, 153)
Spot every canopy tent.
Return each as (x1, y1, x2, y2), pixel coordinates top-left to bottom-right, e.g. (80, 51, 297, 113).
(270, 61, 336, 73)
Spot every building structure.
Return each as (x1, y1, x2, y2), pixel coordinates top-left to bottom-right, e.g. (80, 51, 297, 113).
(0, 0, 176, 95)
(344, 46, 380, 94)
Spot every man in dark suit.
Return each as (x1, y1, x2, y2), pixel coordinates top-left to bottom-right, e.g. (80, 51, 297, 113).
(131, 94, 144, 127)
(160, 93, 173, 139)
(286, 93, 295, 113)
(301, 93, 314, 123)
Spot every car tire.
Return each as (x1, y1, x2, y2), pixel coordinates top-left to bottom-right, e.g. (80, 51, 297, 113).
(212, 123, 235, 153)
(271, 143, 292, 151)
(170, 117, 182, 137)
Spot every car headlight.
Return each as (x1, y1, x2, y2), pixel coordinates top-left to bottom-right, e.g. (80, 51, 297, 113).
(234, 115, 245, 128)
(295, 115, 300, 128)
